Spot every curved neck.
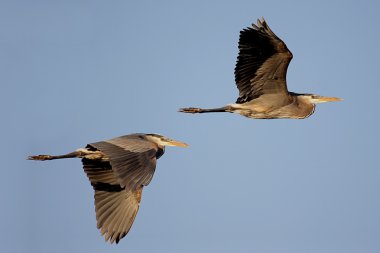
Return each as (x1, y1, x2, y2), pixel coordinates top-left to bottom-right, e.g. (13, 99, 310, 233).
(156, 146, 165, 159)
(293, 95, 316, 118)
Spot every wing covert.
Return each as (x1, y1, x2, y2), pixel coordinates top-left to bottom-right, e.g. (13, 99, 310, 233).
(87, 135, 159, 192)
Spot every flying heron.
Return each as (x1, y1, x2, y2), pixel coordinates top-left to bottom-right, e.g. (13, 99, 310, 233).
(180, 18, 342, 119)
(28, 133, 188, 243)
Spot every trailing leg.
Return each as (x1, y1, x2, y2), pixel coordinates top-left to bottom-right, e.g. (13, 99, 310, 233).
(179, 106, 231, 114)
(28, 148, 108, 161)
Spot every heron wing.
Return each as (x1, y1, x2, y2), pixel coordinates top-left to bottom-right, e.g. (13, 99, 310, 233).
(234, 18, 293, 104)
(82, 158, 143, 244)
(87, 135, 159, 192)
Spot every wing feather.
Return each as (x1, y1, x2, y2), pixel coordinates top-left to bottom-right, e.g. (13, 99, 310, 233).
(81, 134, 163, 243)
(234, 18, 293, 104)
(82, 158, 143, 244)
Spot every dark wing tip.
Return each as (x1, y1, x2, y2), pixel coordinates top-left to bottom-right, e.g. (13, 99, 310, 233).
(108, 232, 127, 244)
(249, 17, 267, 32)
(244, 17, 292, 56)
(114, 233, 127, 244)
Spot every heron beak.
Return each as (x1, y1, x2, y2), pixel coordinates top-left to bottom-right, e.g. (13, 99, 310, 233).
(167, 139, 189, 148)
(311, 95, 343, 103)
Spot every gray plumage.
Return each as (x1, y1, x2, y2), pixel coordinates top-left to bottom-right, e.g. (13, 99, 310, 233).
(28, 133, 188, 244)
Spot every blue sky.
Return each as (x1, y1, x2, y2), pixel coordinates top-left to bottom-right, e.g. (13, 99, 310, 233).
(1, 0, 380, 252)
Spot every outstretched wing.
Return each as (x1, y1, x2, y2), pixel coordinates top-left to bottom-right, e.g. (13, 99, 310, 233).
(82, 159, 143, 244)
(234, 18, 293, 104)
(87, 134, 160, 192)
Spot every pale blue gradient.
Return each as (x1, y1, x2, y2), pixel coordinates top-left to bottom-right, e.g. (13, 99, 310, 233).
(1, 0, 379, 252)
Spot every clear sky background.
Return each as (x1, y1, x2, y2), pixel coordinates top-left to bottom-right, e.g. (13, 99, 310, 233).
(1, 0, 379, 252)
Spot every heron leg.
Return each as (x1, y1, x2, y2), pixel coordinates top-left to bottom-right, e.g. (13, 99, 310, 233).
(179, 106, 229, 113)
(28, 148, 108, 161)
(28, 150, 85, 161)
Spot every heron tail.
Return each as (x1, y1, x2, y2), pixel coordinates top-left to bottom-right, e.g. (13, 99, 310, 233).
(28, 151, 80, 161)
(179, 106, 230, 114)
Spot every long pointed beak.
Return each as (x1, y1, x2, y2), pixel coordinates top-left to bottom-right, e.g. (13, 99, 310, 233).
(168, 139, 189, 148)
(312, 96, 343, 103)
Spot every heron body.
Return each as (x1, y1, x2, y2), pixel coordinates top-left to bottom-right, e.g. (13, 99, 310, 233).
(179, 18, 341, 119)
(28, 133, 188, 244)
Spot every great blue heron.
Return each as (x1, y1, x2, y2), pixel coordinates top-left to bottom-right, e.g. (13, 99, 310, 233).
(28, 133, 188, 243)
(179, 18, 342, 119)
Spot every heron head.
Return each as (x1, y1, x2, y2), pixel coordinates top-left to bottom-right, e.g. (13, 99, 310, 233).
(145, 134, 188, 148)
(299, 94, 342, 104)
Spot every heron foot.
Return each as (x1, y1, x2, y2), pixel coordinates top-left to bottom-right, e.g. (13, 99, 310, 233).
(28, 155, 52, 160)
(178, 107, 202, 113)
